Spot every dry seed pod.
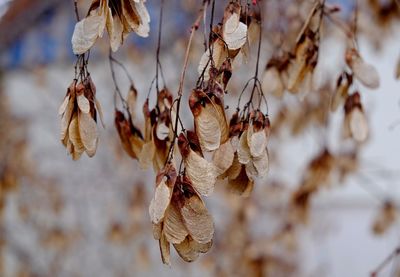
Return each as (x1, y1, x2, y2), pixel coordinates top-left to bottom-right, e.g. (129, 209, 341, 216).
(336, 151, 358, 182)
(227, 165, 254, 197)
(179, 190, 214, 244)
(127, 85, 138, 120)
(157, 87, 173, 113)
(149, 164, 177, 224)
(72, 0, 150, 54)
(212, 139, 235, 176)
(173, 236, 212, 262)
(138, 138, 156, 170)
(163, 202, 188, 244)
(159, 232, 171, 265)
(222, 2, 248, 51)
(330, 72, 352, 112)
(59, 80, 77, 144)
(178, 133, 219, 196)
(153, 175, 214, 264)
(68, 114, 85, 160)
(287, 32, 318, 95)
(372, 201, 397, 235)
(237, 113, 269, 178)
(59, 78, 101, 159)
(198, 39, 227, 81)
(343, 92, 369, 143)
(78, 110, 98, 157)
(262, 66, 285, 98)
(189, 89, 229, 152)
(288, 2, 321, 95)
(198, 2, 248, 81)
(262, 54, 291, 98)
(114, 110, 144, 159)
(345, 48, 380, 89)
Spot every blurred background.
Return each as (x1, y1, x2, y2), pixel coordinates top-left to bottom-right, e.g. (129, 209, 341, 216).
(0, 0, 400, 276)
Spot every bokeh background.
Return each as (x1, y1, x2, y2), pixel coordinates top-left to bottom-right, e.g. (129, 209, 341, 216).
(0, 0, 400, 276)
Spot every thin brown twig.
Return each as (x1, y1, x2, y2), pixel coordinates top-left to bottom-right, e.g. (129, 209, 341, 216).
(371, 246, 400, 277)
(73, 0, 80, 21)
(177, 9, 205, 97)
(166, 3, 207, 165)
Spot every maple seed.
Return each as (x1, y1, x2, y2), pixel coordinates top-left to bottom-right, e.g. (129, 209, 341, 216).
(345, 48, 380, 89)
(72, 0, 150, 54)
(59, 77, 101, 159)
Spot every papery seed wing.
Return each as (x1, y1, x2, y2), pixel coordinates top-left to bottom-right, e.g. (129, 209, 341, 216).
(245, 161, 258, 177)
(129, 134, 144, 159)
(95, 99, 105, 128)
(69, 114, 85, 154)
(287, 37, 314, 93)
(212, 140, 234, 175)
(262, 67, 284, 98)
(156, 122, 170, 141)
(223, 6, 240, 34)
(214, 102, 230, 143)
(223, 153, 242, 180)
(159, 233, 170, 265)
(173, 236, 212, 262)
(195, 105, 221, 152)
(78, 111, 98, 157)
(58, 95, 70, 116)
(253, 150, 269, 177)
(72, 11, 103, 54)
(372, 203, 397, 235)
(138, 140, 156, 169)
(228, 166, 254, 197)
(238, 130, 251, 164)
(349, 108, 368, 142)
(133, 1, 150, 37)
(185, 150, 218, 196)
(224, 22, 247, 50)
(330, 83, 348, 112)
(71, 146, 83, 161)
(122, 0, 140, 31)
(163, 203, 188, 244)
(77, 94, 90, 114)
(152, 222, 162, 240)
(352, 58, 380, 89)
(173, 236, 199, 262)
(297, 71, 313, 101)
(106, 8, 123, 52)
(248, 128, 267, 158)
(181, 193, 214, 244)
(198, 40, 226, 80)
(60, 96, 75, 142)
(127, 86, 137, 120)
(149, 176, 173, 224)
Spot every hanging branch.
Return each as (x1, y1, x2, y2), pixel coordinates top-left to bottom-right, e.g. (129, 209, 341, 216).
(166, 2, 208, 164)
